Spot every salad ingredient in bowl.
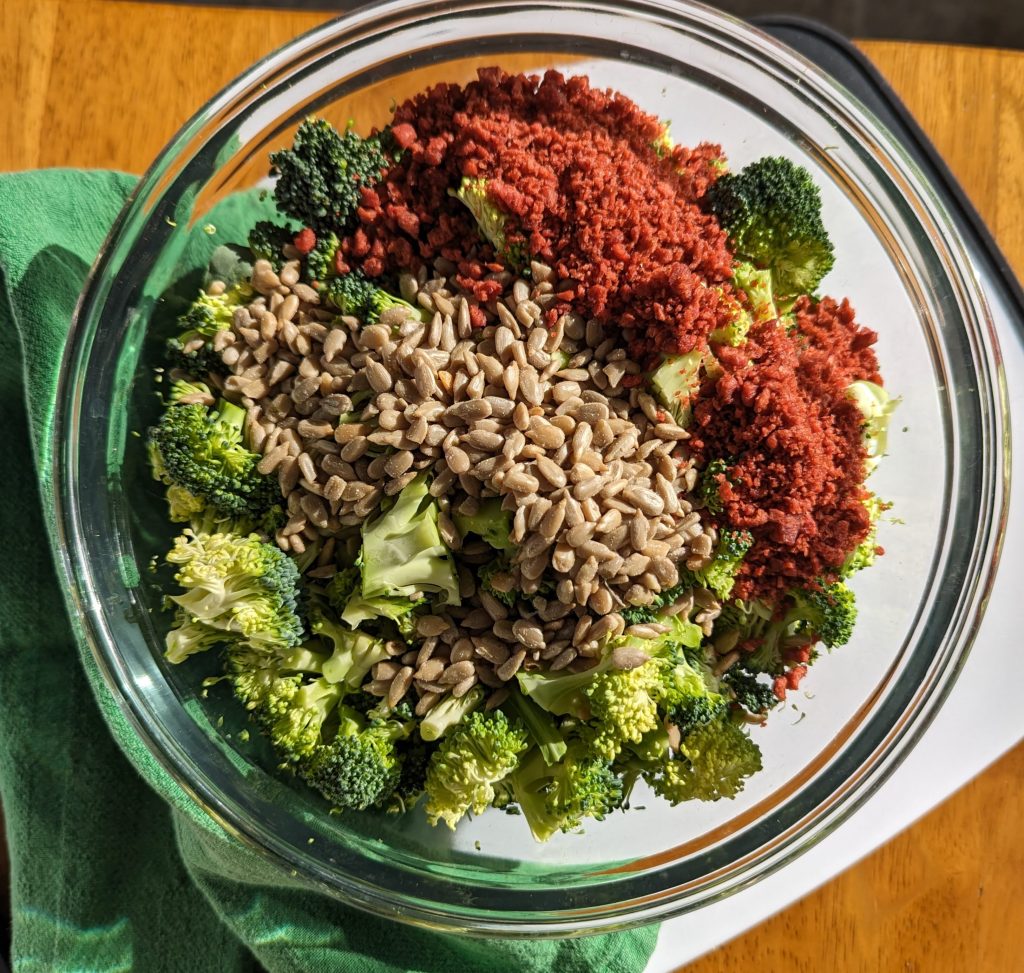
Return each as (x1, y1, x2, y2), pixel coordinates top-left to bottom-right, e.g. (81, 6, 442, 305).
(149, 68, 893, 841)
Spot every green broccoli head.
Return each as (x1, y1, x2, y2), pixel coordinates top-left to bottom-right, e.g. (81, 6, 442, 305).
(164, 529, 304, 661)
(165, 282, 251, 378)
(323, 561, 419, 636)
(728, 581, 857, 676)
(269, 118, 390, 232)
(423, 709, 530, 830)
(165, 484, 207, 524)
(449, 176, 526, 269)
(223, 643, 323, 726)
(665, 692, 729, 739)
(847, 380, 899, 476)
(708, 288, 753, 348)
(267, 677, 344, 764)
(163, 337, 228, 378)
(841, 494, 888, 578)
(705, 155, 835, 300)
(731, 261, 777, 325)
(164, 609, 226, 663)
(648, 348, 708, 427)
(584, 662, 667, 761)
(148, 398, 279, 520)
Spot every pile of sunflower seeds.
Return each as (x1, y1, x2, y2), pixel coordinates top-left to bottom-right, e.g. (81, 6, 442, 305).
(188, 255, 719, 712)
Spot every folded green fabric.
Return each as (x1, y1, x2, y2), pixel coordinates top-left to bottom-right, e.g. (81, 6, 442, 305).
(0, 169, 660, 973)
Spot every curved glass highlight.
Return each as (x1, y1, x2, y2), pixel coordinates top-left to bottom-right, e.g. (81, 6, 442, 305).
(53, 0, 1007, 936)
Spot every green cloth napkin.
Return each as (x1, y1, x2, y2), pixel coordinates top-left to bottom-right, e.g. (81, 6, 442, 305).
(0, 169, 660, 973)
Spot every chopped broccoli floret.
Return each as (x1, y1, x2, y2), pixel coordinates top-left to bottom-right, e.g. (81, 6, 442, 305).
(388, 735, 435, 813)
(721, 669, 780, 716)
(248, 220, 295, 271)
(316, 476, 458, 639)
(324, 564, 417, 637)
(165, 484, 207, 523)
(645, 716, 762, 803)
(163, 338, 228, 378)
(320, 267, 428, 325)
(847, 379, 899, 475)
(301, 702, 409, 810)
(163, 529, 304, 661)
(419, 687, 485, 742)
(710, 261, 776, 345)
(677, 527, 753, 601)
(423, 710, 529, 830)
(308, 602, 392, 689)
(841, 494, 888, 578)
(223, 641, 327, 726)
(503, 689, 568, 766)
(705, 156, 835, 300)
(648, 349, 707, 427)
(164, 282, 251, 377)
(584, 662, 667, 761)
(510, 741, 623, 841)
(519, 616, 707, 749)
(723, 581, 858, 675)
(267, 676, 344, 763)
(708, 288, 753, 348)
(366, 288, 427, 326)
(449, 177, 526, 268)
(164, 609, 227, 663)
(797, 582, 857, 649)
(176, 282, 252, 338)
(304, 729, 401, 810)
(148, 397, 279, 520)
(479, 557, 518, 609)
(665, 692, 729, 739)
(269, 118, 390, 233)
(651, 121, 675, 157)
(304, 230, 341, 283)
(698, 458, 730, 515)
(322, 269, 378, 317)
(453, 497, 515, 553)
(359, 473, 460, 607)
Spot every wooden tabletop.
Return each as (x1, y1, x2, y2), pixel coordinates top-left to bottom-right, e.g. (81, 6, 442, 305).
(1, 2, 1022, 969)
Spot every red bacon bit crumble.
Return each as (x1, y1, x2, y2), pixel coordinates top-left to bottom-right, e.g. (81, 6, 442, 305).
(341, 68, 735, 359)
(293, 227, 317, 255)
(691, 317, 879, 600)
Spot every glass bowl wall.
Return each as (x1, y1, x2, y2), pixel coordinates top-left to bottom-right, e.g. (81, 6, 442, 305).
(53, 0, 1006, 936)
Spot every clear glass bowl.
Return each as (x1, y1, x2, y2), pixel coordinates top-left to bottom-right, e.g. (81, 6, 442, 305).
(52, 0, 1008, 936)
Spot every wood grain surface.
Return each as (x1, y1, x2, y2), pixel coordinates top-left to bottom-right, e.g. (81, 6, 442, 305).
(1, 3, 1022, 969)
